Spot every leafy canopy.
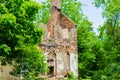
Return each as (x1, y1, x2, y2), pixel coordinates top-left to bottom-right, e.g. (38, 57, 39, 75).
(93, 0, 120, 79)
(0, 0, 48, 79)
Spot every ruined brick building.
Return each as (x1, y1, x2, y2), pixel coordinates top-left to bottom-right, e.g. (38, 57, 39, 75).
(40, 0, 78, 78)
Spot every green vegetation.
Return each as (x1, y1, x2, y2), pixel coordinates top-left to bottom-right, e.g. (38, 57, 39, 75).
(92, 0, 120, 79)
(0, 0, 48, 79)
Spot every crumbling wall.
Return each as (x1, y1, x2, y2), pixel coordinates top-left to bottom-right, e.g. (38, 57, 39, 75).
(0, 65, 18, 80)
(56, 53, 64, 73)
(70, 53, 78, 76)
(40, 1, 78, 78)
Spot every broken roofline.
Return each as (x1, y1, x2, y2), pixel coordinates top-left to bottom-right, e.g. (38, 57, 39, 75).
(47, 7, 77, 28)
(60, 11, 77, 27)
(50, 0, 77, 27)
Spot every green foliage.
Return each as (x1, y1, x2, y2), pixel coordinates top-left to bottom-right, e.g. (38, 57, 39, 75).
(0, 0, 48, 79)
(0, 3, 8, 14)
(78, 18, 107, 80)
(67, 71, 77, 80)
(37, 0, 50, 24)
(93, 0, 120, 79)
(61, 0, 83, 24)
(61, 71, 77, 80)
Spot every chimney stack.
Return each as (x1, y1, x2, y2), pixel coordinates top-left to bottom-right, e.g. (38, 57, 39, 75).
(50, 0, 61, 10)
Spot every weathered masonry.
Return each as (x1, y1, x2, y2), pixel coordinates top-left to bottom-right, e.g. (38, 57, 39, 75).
(40, 0, 78, 79)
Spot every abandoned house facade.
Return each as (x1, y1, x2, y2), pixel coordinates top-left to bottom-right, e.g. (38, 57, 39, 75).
(40, 0, 78, 78)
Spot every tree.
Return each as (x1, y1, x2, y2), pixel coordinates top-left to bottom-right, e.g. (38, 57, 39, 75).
(0, 0, 48, 79)
(93, 0, 120, 79)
